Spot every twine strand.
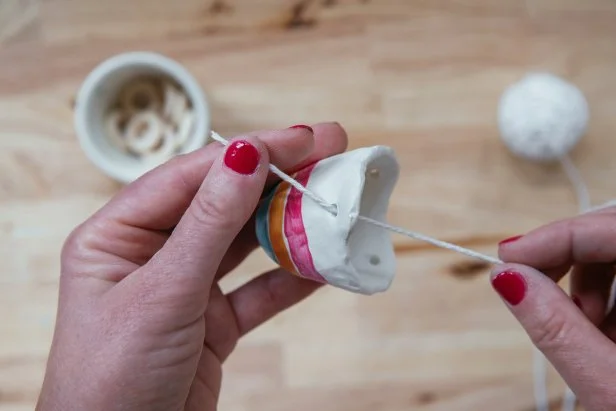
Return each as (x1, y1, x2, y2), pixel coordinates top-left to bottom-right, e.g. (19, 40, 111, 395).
(211, 130, 501, 265)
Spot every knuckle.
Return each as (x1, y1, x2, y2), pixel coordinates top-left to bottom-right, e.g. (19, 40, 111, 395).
(261, 272, 291, 310)
(59, 222, 101, 281)
(531, 308, 572, 352)
(262, 273, 281, 308)
(189, 194, 237, 232)
(60, 219, 105, 266)
(60, 223, 87, 261)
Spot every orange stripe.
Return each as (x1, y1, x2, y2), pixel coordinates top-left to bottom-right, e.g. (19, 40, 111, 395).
(268, 181, 299, 275)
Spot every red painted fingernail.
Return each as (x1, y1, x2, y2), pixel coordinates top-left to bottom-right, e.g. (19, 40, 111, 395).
(491, 270, 527, 306)
(499, 235, 523, 245)
(224, 140, 260, 175)
(572, 295, 582, 310)
(289, 124, 314, 133)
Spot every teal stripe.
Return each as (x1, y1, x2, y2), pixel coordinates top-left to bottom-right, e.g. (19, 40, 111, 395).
(256, 186, 277, 263)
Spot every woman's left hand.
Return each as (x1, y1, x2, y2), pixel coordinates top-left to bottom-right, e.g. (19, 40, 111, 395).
(492, 208, 616, 411)
(37, 123, 348, 411)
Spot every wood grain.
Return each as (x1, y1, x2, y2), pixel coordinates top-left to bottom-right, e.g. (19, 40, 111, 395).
(2, 1, 613, 410)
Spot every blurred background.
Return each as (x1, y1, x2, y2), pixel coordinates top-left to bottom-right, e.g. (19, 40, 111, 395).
(2, 1, 616, 410)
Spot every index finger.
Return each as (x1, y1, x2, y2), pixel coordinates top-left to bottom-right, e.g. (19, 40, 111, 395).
(499, 212, 616, 275)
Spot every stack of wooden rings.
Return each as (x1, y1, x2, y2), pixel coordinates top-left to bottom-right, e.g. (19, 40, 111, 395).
(105, 76, 194, 164)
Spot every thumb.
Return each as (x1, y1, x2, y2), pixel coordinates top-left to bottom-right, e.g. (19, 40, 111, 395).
(491, 263, 616, 410)
(116, 137, 270, 319)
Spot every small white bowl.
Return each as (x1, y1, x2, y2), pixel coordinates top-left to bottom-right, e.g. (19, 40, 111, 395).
(74, 52, 210, 184)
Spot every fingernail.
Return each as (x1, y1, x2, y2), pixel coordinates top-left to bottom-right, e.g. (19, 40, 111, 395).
(491, 270, 527, 306)
(224, 140, 260, 175)
(289, 124, 314, 133)
(499, 235, 523, 245)
(572, 295, 582, 310)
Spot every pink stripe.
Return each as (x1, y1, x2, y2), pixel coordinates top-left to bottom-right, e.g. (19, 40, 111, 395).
(283, 164, 327, 284)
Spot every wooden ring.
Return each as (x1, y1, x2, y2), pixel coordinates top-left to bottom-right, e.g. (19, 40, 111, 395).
(143, 128, 177, 165)
(173, 110, 195, 150)
(163, 82, 188, 124)
(121, 80, 161, 113)
(124, 110, 163, 154)
(104, 110, 127, 150)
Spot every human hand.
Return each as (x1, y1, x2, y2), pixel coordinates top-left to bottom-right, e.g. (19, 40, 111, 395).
(37, 123, 348, 411)
(491, 209, 616, 411)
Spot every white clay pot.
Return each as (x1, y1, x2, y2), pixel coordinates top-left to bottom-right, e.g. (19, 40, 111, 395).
(255, 145, 400, 295)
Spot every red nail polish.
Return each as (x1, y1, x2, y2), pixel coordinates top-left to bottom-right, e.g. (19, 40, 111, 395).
(492, 270, 527, 306)
(289, 124, 314, 133)
(572, 295, 582, 310)
(224, 140, 260, 175)
(499, 235, 523, 245)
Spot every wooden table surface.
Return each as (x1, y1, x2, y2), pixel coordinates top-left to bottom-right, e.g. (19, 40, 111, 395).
(3, 1, 616, 410)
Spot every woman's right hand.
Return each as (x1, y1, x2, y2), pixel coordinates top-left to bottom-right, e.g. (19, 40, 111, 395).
(491, 207, 616, 411)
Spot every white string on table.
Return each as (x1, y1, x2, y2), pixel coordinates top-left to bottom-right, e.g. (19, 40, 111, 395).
(558, 157, 616, 411)
(523, 155, 593, 411)
(559, 156, 586, 411)
(529, 156, 591, 411)
(532, 347, 550, 411)
(561, 155, 591, 214)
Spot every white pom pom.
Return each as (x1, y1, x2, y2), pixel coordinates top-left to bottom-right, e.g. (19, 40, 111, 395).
(498, 72, 589, 162)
